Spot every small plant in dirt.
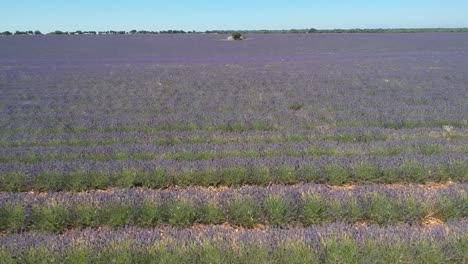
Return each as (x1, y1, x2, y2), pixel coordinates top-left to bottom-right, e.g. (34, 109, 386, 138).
(288, 103, 304, 111)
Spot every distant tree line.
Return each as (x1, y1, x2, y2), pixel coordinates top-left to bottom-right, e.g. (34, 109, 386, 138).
(1, 30, 43, 35)
(206, 28, 468, 34)
(0, 30, 190, 36)
(2, 28, 468, 36)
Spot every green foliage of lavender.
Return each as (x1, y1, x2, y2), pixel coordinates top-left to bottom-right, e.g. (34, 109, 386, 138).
(1, 184, 466, 232)
(1, 158, 465, 192)
(1, 221, 467, 263)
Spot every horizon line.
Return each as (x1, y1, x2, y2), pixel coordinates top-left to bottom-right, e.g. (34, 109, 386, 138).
(3, 27, 468, 34)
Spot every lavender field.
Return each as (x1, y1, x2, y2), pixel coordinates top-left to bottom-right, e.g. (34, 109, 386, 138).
(0, 33, 467, 262)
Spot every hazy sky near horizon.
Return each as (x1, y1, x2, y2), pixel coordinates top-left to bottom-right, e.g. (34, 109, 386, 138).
(2, 0, 468, 32)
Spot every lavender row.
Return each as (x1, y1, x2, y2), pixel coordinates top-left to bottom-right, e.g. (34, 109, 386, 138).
(1, 155, 466, 191)
(2, 119, 465, 136)
(1, 219, 467, 263)
(1, 127, 465, 149)
(2, 182, 464, 204)
(0, 138, 465, 165)
(0, 183, 466, 231)
(1, 136, 464, 154)
(2, 153, 465, 173)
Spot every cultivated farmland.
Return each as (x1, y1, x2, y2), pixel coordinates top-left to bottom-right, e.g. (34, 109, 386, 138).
(0, 33, 467, 263)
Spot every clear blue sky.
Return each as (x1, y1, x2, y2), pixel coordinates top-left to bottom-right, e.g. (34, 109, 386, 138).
(2, 0, 468, 32)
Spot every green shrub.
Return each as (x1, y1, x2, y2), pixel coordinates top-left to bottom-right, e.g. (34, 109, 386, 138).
(340, 197, 362, 222)
(221, 166, 248, 186)
(73, 204, 98, 227)
(381, 166, 403, 183)
(226, 196, 262, 227)
(296, 166, 322, 183)
(326, 197, 363, 223)
(262, 195, 294, 225)
(383, 119, 419, 129)
(133, 199, 161, 227)
(174, 168, 195, 187)
(248, 166, 271, 185)
(398, 197, 427, 222)
(365, 193, 399, 225)
(116, 168, 137, 187)
(416, 144, 443, 155)
(304, 146, 332, 156)
(146, 242, 187, 263)
(273, 240, 319, 264)
(433, 195, 467, 220)
(140, 168, 166, 188)
(321, 236, 359, 264)
(22, 246, 56, 264)
(36, 170, 64, 191)
(272, 165, 297, 184)
(194, 168, 219, 186)
(0, 171, 27, 192)
(0, 202, 27, 232)
(98, 241, 133, 264)
(0, 250, 15, 264)
(31, 202, 71, 232)
(102, 203, 133, 227)
(65, 246, 92, 264)
(200, 200, 225, 224)
(324, 163, 349, 185)
(192, 241, 225, 263)
(302, 194, 328, 225)
(351, 161, 380, 182)
(446, 160, 468, 181)
(369, 146, 405, 156)
(361, 240, 406, 263)
(251, 121, 275, 131)
(88, 170, 111, 189)
(288, 103, 304, 111)
(237, 243, 269, 263)
(400, 161, 427, 183)
(162, 199, 197, 227)
(66, 170, 89, 191)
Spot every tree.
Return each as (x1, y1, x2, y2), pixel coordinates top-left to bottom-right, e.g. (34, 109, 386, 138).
(308, 28, 318, 33)
(2, 31, 13, 35)
(130, 30, 137, 34)
(34, 30, 42, 35)
(232, 32, 243, 40)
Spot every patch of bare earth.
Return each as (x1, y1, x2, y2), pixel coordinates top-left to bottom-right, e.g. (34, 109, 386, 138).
(419, 181, 455, 189)
(94, 188, 115, 194)
(422, 217, 444, 228)
(385, 181, 454, 190)
(328, 184, 355, 190)
(354, 220, 369, 227)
